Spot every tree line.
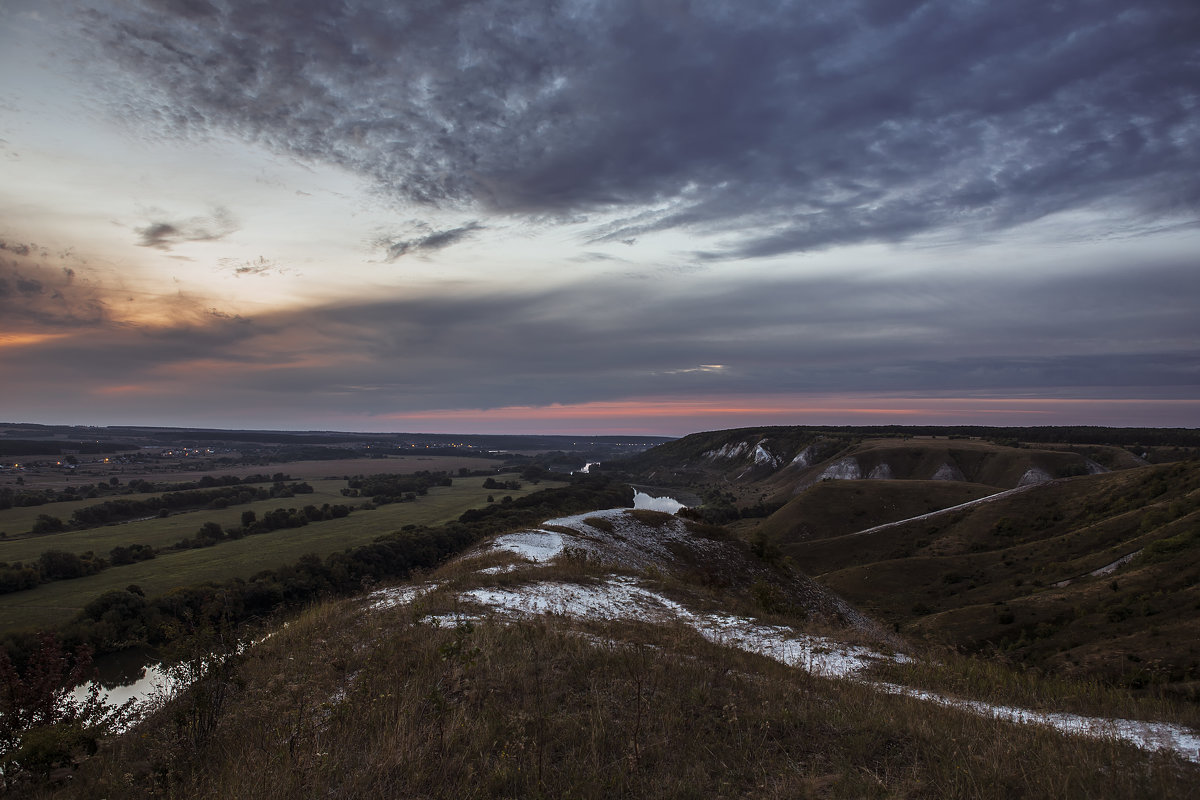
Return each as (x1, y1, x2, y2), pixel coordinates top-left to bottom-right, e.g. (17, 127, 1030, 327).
(0, 503, 353, 595)
(16, 481, 315, 536)
(0, 473, 294, 512)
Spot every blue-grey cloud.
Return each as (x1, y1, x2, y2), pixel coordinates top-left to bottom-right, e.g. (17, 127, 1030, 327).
(374, 222, 484, 262)
(135, 207, 238, 250)
(83, 0, 1200, 258)
(217, 255, 291, 277)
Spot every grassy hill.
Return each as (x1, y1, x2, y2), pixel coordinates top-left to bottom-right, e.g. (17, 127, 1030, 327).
(613, 427, 1200, 697)
(614, 427, 1141, 502)
(756, 479, 998, 542)
(782, 461, 1200, 695)
(13, 505, 1197, 799)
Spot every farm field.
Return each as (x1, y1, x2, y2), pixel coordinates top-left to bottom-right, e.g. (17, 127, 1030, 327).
(1, 454, 502, 491)
(0, 454, 506, 539)
(0, 473, 561, 633)
(2, 479, 366, 559)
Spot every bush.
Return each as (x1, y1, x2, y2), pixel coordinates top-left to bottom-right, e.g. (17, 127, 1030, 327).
(31, 515, 65, 535)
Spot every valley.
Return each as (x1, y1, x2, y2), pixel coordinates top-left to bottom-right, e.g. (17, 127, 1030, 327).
(614, 427, 1200, 696)
(2, 424, 1199, 797)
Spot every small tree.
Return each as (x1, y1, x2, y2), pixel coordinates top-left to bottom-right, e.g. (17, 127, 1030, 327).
(31, 515, 65, 535)
(0, 634, 130, 781)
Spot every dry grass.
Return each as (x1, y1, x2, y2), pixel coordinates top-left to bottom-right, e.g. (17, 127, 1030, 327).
(26, 592, 1199, 800)
(864, 641, 1200, 730)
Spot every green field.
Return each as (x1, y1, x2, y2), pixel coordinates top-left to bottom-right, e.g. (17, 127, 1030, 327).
(0, 489, 176, 541)
(0, 474, 561, 633)
(0, 479, 360, 561)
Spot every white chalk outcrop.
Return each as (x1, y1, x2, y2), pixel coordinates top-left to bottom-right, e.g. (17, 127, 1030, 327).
(704, 441, 750, 460)
(818, 458, 862, 481)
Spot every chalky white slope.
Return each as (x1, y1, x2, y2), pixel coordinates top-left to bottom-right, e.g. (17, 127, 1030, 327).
(371, 504, 1200, 764)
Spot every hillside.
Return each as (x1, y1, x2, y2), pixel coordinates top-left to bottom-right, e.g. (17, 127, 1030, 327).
(13, 503, 1198, 798)
(616, 428, 1138, 501)
(782, 461, 1200, 694)
(607, 427, 1200, 696)
(756, 479, 999, 542)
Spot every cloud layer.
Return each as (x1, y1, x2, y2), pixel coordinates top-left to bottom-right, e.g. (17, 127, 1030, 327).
(87, 0, 1200, 256)
(3, 245, 1195, 425)
(0, 1, 1196, 431)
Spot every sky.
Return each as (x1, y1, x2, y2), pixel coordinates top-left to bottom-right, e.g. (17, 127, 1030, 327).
(1, 0, 1198, 436)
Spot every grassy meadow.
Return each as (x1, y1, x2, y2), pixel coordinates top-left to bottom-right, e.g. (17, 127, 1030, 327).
(0, 472, 561, 633)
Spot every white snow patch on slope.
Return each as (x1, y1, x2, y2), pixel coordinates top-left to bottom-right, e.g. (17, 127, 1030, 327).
(868, 463, 893, 479)
(1055, 550, 1146, 588)
(460, 577, 900, 679)
(1090, 551, 1140, 576)
(456, 574, 1200, 762)
(791, 446, 814, 467)
(370, 583, 438, 610)
(877, 683, 1200, 764)
(1085, 459, 1109, 474)
(371, 498, 1200, 765)
(819, 458, 861, 481)
(1017, 467, 1053, 486)
(931, 462, 965, 481)
(489, 529, 566, 562)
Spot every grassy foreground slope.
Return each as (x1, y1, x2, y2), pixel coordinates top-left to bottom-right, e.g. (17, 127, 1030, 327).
(788, 461, 1200, 694)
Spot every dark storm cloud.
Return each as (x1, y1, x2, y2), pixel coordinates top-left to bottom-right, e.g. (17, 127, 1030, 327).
(135, 208, 238, 250)
(374, 223, 484, 262)
(86, 0, 1200, 256)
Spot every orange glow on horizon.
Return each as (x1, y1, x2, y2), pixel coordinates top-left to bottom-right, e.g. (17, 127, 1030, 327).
(373, 396, 1067, 423)
(362, 394, 1200, 434)
(91, 384, 154, 396)
(150, 353, 365, 376)
(0, 332, 70, 348)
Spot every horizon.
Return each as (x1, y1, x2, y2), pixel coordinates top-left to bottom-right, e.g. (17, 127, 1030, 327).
(2, 2, 1197, 434)
(5, 413, 1199, 442)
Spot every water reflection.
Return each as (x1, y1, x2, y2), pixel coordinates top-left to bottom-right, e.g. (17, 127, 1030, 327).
(72, 658, 181, 720)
